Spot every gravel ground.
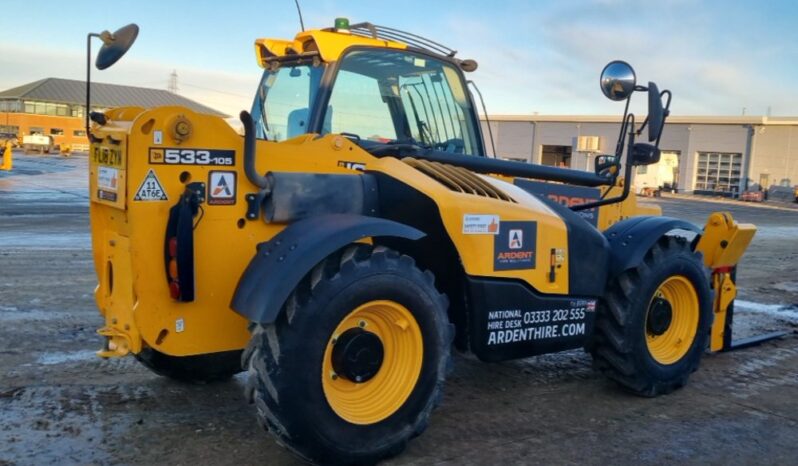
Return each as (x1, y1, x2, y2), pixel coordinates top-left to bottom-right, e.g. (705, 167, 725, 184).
(1, 152, 796, 465)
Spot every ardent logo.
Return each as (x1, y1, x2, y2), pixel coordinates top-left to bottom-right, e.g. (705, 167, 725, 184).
(212, 175, 232, 196)
(208, 171, 236, 205)
(493, 220, 537, 271)
(509, 229, 523, 249)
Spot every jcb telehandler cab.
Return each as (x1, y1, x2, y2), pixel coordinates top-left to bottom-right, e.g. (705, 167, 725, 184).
(87, 19, 765, 464)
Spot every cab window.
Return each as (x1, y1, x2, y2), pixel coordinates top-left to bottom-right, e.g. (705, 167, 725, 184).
(322, 49, 482, 155)
(252, 64, 324, 141)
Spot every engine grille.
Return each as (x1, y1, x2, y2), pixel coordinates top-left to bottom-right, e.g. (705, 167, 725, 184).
(403, 158, 515, 202)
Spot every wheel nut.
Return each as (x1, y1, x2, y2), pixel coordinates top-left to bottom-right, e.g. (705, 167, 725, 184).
(358, 320, 366, 328)
(330, 371, 338, 380)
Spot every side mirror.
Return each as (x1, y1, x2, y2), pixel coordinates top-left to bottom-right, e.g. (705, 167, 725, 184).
(95, 24, 139, 70)
(594, 154, 621, 179)
(600, 61, 636, 101)
(646, 81, 664, 142)
(631, 143, 661, 166)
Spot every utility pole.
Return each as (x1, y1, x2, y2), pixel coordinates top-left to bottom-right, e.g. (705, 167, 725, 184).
(168, 70, 179, 93)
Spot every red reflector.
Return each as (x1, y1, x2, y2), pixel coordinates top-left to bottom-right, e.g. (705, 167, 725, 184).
(168, 259, 179, 280)
(714, 266, 734, 274)
(169, 281, 181, 299)
(168, 237, 178, 257)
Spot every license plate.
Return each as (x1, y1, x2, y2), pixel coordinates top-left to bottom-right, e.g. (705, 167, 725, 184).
(92, 145, 124, 167)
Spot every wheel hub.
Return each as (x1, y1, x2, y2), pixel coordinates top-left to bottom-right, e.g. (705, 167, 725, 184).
(331, 328, 384, 383)
(647, 297, 673, 336)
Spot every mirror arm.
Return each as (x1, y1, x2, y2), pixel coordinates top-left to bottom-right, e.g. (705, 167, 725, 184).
(636, 115, 650, 136)
(85, 33, 102, 135)
(613, 96, 632, 159)
(572, 113, 636, 212)
(654, 90, 672, 147)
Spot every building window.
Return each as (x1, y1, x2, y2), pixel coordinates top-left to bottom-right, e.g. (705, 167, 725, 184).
(0, 124, 19, 135)
(71, 106, 85, 118)
(35, 102, 47, 115)
(24, 101, 35, 113)
(29, 126, 44, 135)
(50, 128, 64, 135)
(0, 100, 21, 112)
(636, 165, 648, 175)
(73, 130, 86, 137)
(694, 152, 742, 193)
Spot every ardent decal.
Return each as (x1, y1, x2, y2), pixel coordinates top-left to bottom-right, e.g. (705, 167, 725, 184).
(493, 221, 536, 270)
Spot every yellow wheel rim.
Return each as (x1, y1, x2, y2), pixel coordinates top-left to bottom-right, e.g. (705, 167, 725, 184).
(645, 275, 700, 365)
(322, 300, 423, 425)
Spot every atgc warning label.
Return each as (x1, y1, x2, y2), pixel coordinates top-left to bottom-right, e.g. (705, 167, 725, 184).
(133, 169, 168, 201)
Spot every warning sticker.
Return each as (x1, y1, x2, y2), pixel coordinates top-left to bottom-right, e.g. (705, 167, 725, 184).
(97, 166, 119, 191)
(462, 214, 500, 235)
(208, 171, 236, 205)
(133, 169, 168, 201)
(97, 189, 117, 202)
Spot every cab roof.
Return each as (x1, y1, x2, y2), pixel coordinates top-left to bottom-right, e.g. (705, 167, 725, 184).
(254, 22, 459, 68)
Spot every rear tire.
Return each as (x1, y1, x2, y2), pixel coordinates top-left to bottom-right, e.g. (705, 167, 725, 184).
(589, 236, 712, 396)
(243, 244, 453, 464)
(135, 347, 243, 383)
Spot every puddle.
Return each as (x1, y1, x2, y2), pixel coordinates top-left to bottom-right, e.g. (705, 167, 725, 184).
(0, 232, 91, 249)
(0, 308, 72, 322)
(772, 282, 798, 294)
(0, 385, 137, 464)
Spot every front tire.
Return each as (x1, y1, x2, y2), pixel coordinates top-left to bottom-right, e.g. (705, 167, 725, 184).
(243, 245, 453, 464)
(589, 236, 712, 396)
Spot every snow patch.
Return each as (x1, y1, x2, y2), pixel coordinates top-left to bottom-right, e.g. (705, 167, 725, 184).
(735, 300, 798, 321)
(36, 350, 97, 365)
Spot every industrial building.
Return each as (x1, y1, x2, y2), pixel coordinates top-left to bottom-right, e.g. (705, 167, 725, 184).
(0, 78, 224, 150)
(482, 115, 798, 196)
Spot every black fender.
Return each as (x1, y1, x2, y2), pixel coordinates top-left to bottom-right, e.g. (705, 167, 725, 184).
(230, 214, 425, 324)
(604, 216, 701, 279)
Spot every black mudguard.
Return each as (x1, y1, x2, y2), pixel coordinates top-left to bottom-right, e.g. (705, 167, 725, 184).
(604, 216, 701, 279)
(231, 214, 425, 324)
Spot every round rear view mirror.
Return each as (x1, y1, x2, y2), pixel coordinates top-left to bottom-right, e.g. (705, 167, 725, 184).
(96, 23, 139, 70)
(600, 60, 636, 101)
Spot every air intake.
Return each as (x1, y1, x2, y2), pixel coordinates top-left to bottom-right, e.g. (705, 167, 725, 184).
(403, 158, 515, 202)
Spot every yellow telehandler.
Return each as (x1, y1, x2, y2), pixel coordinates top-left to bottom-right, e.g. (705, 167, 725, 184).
(86, 19, 777, 464)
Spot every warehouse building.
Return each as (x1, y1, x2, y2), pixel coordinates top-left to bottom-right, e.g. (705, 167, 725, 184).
(482, 115, 798, 196)
(0, 78, 224, 151)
